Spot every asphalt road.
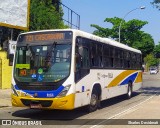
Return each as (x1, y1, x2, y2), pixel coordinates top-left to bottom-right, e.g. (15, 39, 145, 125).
(0, 72, 160, 128)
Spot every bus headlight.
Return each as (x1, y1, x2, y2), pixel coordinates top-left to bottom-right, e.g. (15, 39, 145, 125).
(57, 84, 71, 98)
(11, 84, 18, 96)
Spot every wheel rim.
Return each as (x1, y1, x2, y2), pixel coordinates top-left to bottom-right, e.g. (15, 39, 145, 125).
(91, 94, 97, 106)
(128, 86, 131, 97)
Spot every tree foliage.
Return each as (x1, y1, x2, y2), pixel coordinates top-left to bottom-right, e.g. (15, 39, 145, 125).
(132, 33, 155, 58)
(151, 0, 160, 58)
(91, 17, 154, 58)
(154, 42, 160, 58)
(151, 0, 160, 10)
(144, 54, 159, 69)
(30, 0, 67, 31)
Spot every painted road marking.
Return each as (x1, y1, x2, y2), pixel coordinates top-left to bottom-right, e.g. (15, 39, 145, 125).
(89, 94, 156, 128)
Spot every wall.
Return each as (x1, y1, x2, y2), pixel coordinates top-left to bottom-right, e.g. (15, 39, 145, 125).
(0, 51, 12, 89)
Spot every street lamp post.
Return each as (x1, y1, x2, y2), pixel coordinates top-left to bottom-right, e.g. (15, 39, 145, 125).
(118, 6, 145, 43)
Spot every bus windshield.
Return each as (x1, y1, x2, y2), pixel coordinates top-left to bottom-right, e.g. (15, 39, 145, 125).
(14, 43, 71, 83)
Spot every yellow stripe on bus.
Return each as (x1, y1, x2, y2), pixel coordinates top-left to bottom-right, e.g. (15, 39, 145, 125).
(107, 70, 137, 88)
(135, 72, 142, 83)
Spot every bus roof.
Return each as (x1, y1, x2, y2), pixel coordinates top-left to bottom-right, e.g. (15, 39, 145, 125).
(73, 29, 141, 54)
(20, 29, 141, 54)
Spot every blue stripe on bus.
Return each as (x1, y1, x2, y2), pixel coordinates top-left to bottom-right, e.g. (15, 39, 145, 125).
(119, 72, 138, 85)
(14, 85, 64, 98)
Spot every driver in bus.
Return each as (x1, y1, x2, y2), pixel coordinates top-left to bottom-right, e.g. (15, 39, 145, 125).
(66, 49, 71, 62)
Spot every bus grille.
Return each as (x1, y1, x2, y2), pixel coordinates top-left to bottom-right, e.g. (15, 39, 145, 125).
(21, 99, 53, 107)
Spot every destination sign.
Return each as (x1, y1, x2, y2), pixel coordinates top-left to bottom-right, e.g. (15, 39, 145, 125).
(17, 31, 72, 43)
(25, 33, 65, 42)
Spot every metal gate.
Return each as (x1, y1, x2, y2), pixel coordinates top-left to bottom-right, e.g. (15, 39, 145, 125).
(0, 58, 2, 89)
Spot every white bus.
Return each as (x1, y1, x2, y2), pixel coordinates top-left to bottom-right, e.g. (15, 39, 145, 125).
(11, 29, 142, 112)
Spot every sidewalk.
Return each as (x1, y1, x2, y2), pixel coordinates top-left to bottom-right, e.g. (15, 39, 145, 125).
(0, 89, 11, 108)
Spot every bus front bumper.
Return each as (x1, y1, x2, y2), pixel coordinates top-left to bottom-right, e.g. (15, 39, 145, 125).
(11, 93, 75, 110)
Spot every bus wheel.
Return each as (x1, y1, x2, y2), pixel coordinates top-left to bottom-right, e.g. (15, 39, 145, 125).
(88, 89, 98, 112)
(127, 82, 132, 99)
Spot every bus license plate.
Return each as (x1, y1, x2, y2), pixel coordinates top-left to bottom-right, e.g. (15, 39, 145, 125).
(30, 104, 42, 109)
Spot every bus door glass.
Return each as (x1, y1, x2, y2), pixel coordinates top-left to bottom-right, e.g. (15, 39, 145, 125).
(75, 37, 90, 82)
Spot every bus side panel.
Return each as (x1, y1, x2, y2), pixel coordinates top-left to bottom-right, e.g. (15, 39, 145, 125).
(74, 70, 104, 108)
(106, 85, 128, 99)
(74, 69, 142, 108)
(102, 70, 142, 100)
(132, 83, 142, 92)
(133, 71, 142, 91)
(101, 70, 128, 100)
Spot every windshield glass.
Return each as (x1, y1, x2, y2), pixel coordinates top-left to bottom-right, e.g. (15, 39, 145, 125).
(14, 44, 71, 83)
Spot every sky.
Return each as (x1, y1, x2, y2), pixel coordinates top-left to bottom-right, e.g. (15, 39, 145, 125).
(62, 0, 160, 45)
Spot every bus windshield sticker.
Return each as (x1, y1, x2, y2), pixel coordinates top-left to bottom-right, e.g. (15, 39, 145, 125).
(19, 69, 27, 76)
(43, 46, 47, 51)
(31, 74, 37, 79)
(36, 49, 40, 52)
(38, 68, 43, 74)
(38, 75, 43, 81)
(16, 64, 30, 69)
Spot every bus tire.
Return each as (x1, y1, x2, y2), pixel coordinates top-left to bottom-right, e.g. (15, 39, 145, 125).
(88, 89, 99, 112)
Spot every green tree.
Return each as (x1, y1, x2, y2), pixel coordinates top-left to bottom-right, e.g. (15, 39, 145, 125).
(151, 0, 160, 9)
(144, 54, 159, 70)
(154, 42, 160, 58)
(91, 17, 148, 45)
(91, 17, 154, 58)
(154, 42, 160, 52)
(30, 0, 67, 31)
(122, 19, 148, 46)
(132, 33, 155, 58)
(151, 1, 160, 58)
